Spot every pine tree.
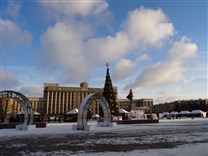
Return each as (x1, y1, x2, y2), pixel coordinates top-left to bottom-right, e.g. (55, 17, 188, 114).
(103, 66, 119, 116)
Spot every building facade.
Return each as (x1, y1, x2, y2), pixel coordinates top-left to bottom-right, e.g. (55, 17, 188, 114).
(0, 97, 45, 119)
(1, 82, 156, 118)
(118, 98, 154, 113)
(154, 99, 208, 113)
(43, 82, 118, 116)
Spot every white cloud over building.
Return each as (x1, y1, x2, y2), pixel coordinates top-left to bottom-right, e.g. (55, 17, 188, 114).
(40, 6, 175, 83)
(1, 1, 206, 102)
(0, 19, 32, 47)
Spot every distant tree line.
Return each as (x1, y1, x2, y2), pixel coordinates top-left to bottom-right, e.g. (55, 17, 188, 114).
(174, 100, 208, 112)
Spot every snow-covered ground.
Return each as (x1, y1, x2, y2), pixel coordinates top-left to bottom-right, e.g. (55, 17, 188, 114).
(0, 118, 208, 156)
(1, 118, 207, 137)
(18, 143, 208, 156)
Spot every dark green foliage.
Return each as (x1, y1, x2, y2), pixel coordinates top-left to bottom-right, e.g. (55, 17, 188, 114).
(103, 68, 119, 116)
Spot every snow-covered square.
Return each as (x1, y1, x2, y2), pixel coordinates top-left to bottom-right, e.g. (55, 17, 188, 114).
(0, 118, 207, 156)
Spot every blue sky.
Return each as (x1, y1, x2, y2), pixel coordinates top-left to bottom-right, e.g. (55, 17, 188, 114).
(0, 0, 207, 103)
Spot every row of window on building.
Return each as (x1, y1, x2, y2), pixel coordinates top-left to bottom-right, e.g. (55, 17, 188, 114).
(0, 83, 153, 118)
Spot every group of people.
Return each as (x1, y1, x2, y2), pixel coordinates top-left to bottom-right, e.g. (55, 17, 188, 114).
(9, 115, 24, 123)
(0, 114, 44, 123)
(48, 116, 62, 122)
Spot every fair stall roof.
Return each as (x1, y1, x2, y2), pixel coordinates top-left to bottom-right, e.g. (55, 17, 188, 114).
(170, 111, 179, 115)
(191, 110, 205, 114)
(163, 112, 170, 115)
(179, 111, 190, 115)
(129, 110, 136, 115)
(119, 108, 129, 114)
(130, 110, 135, 113)
(191, 110, 206, 117)
(16, 111, 40, 115)
(65, 108, 79, 114)
(92, 114, 100, 118)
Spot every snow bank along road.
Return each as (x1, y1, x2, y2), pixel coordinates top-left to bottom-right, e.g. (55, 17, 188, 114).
(0, 118, 207, 156)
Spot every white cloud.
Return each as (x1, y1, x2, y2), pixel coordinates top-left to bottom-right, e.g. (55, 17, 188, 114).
(86, 32, 131, 62)
(125, 37, 198, 92)
(86, 7, 174, 62)
(18, 86, 43, 97)
(40, 22, 91, 82)
(169, 37, 197, 61)
(182, 78, 194, 84)
(141, 61, 183, 86)
(155, 88, 182, 103)
(0, 69, 20, 90)
(40, 7, 175, 84)
(113, 59, 136, 81)
(136, 54, 151, 63)
(0, 19, 32, 47)
(123, 7, 174, 48)
(39, 0, 109, 18)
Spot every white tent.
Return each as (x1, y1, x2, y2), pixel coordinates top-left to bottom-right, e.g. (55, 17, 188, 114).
(65, 108, 79, 115)
(130, 110, 135, 114)
(34, 111, 40, 115)
(191, 110, 206, 117)
(16, 111, 24, 115)
(191, 110, 204, 114)
(129, 110, 135, 114)
(179, 111, 190, 115)
(129, 110, 136, 117)
(92, 114, 100, 118)
(16, 111, 40, 115)
(163, 112, 170, 116)
(119, 108, 129, 114)
(170, 111, 179, 115)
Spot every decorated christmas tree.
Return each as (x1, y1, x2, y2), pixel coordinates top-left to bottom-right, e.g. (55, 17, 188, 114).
(103, 63, 119, 116)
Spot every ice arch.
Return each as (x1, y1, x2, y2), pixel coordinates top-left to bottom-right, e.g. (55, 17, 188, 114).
(0, 90, 34, 127)
(77, 93, 111, 130)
